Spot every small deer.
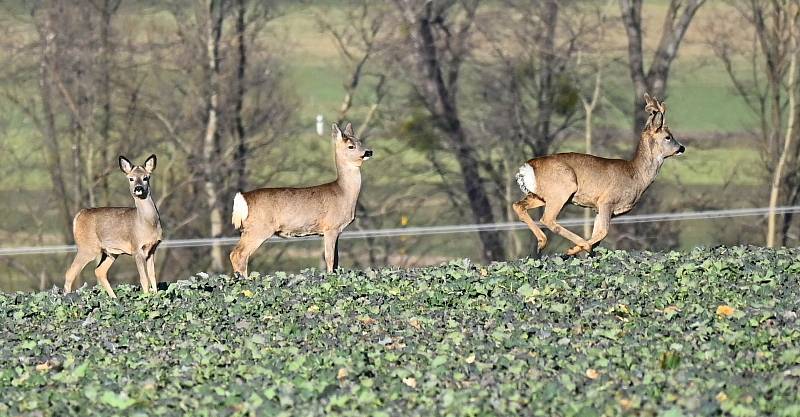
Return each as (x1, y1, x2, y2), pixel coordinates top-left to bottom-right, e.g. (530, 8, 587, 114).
(64, 155, 162, 297)
(513, 93, 685, 255)
(229, 122, 372, 276)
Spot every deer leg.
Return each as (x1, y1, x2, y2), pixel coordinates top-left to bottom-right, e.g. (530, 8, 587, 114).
(540, 195, 591, 255)
(512, 194, 548, 251)
(567, 208, 612, 255)
(146, 254, 157, 293)
(94, 252, 118, 298)
(230, 229, 273, 277)
(587, 206, 612, 248)
(64, 250, 96, 293)
(323, 231, 340, 273)
(134, 253, 149, 293)
(146, 242, 160, 292)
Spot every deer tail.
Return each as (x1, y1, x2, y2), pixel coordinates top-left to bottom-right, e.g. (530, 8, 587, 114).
(232, 192, 249, 230)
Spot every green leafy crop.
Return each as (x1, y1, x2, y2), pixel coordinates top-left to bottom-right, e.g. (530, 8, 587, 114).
(1, 246, 799, 416)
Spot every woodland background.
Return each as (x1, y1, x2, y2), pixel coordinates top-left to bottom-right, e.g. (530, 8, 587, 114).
(1, 0, 799, 291)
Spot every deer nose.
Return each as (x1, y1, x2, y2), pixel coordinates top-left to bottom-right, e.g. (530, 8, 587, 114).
(677, 145, 686, 155)
(134, 185, 145, 194)
(363, 149, 373, 159)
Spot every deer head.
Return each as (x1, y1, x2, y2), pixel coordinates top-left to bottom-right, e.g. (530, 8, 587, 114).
(332, 122, 373, 167)
(119, 154, 157, 199)
(642, 93, 685, 160)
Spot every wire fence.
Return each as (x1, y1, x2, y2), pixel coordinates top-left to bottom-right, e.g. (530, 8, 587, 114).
(1, 206, 798, 257)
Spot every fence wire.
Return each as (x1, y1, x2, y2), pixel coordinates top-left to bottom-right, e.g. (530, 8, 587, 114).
(1, 206, 799, 256)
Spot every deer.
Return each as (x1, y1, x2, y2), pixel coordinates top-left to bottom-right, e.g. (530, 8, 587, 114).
(229, 122, 373, 276)
(64, 155, 162, 298)
(512, 93, 685, 256)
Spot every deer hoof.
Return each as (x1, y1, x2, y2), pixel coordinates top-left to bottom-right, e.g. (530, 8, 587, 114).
(565, 242, 591, 256)
(537, 238, 548, 251)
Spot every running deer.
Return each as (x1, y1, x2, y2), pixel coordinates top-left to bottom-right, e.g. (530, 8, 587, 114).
(513, 93, 685, 255)
(64, 155, 162, 298)
(229, 122, 372, 276)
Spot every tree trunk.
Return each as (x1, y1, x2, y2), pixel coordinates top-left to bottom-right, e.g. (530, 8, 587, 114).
(620, 0, 706, 137)
(767, 15, 797, 247)
(400, 0, 505, 261)
(450, 124, 506, 261)
(535, 0, 558, 147)
(234, 0, 248, 193)
(37, 9, 72, 240)
(98, 0, 119, 204)
(203, 0, 225, 271)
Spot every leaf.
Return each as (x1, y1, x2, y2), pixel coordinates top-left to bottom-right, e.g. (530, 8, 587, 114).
(661, 408, 686, 417)
(585, 368, 599, 380)
(517, 284, 538, 299)
(100, 391, 136, 410)
(336, 368, 348, 381)
(409, 318, 421, 330)
(402, 377, 417, 388)
(431, 356, 447, 368)
(716, 305, 735, 317)
(242, 289, 254, 298)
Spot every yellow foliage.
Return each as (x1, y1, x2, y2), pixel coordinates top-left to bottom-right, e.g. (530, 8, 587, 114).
(716, 305, 735, 317)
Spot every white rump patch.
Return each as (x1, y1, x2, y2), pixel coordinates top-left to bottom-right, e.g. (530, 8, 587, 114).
(515, 163, 537, 195)
(231, 192, 249, 229)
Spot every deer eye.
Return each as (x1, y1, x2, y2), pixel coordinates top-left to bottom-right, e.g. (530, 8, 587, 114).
(348, 145, 355, 150)
(143, 176, 150, 182)
(129, 178, 134, 182)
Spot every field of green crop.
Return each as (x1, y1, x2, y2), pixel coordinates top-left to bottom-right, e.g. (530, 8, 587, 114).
(2, 247, 799, 416)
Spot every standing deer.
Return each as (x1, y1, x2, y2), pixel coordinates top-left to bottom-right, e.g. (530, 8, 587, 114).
(229, 122, 372, 276)
(64, 155, 162, 298)
(513, 93, 685, 255)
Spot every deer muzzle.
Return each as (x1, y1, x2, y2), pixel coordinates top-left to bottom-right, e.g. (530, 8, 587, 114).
(133, 185, 148, 198)
(362, 149, 373, 160)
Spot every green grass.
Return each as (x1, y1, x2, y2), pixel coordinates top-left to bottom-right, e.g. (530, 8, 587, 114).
(2, 247, 799, 416)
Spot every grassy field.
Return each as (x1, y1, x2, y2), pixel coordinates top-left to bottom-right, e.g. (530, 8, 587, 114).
(2, 247, 799, 416)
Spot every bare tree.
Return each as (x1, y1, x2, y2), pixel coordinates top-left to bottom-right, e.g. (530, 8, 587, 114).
(620, 0, 706, 138)
(709, 0, 800, 246)
(202, 0, 226, 271)
(390, 0, 505, 261)
(143, 0, 293, 272)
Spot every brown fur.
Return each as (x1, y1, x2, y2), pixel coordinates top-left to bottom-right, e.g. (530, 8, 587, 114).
(64, 155, 162, 297)
(229, 122, 372, 275)
(513, 93, 685, 255)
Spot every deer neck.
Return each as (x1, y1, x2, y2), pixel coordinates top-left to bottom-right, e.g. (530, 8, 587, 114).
(630, 139, 664, 187)
(334, 157, 362, 200)
(134, 195, 160, 228)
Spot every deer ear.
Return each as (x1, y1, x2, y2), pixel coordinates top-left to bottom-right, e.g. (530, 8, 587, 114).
(331, 123, 343, 140)
(649, 112, 664, 131)
(144, 154, 157, 173)
(343, 122, 354, 136)
(119, 156, 133, 174)
(643, 93, 659, 114)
